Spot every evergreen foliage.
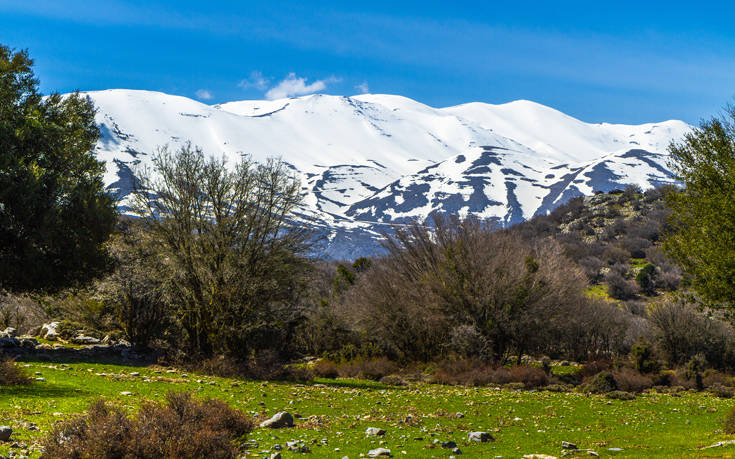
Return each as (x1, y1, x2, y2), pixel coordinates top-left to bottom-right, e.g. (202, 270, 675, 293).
(665, 106, 735, 307)
(0, 45, 116, 291)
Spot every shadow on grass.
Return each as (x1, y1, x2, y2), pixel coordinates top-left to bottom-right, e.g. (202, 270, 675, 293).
(312, 378, 408, 391)
(0, 382, 89, 399)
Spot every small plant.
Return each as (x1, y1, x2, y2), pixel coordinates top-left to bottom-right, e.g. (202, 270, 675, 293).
(725, 406, 735, 434)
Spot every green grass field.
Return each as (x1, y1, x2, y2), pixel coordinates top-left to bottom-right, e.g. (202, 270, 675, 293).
(2, 361, 735, 458)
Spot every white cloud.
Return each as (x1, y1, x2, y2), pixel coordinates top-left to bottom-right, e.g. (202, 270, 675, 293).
(238, 71, 270, 91)
(355, 81, 369, 94)
(195, 89, 213, 100)
(265, 73, 340, 100)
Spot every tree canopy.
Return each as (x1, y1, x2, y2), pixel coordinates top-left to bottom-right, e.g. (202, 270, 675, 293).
(665, 106, 735, 307)
(0, 45, 116, 291)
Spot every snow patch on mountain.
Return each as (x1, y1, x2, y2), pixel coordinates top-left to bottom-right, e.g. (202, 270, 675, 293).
(82, 89, 690, 258)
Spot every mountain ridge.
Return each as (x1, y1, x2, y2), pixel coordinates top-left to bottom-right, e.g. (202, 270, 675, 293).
(80, 89, 690, 258)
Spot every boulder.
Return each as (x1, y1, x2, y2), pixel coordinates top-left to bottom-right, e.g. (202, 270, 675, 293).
(73, 335, 101, 345)
(366, 427, 386, 437)
(468, 431, 494, 442)
(2, 327, 16, 337)
(0, 426, 11, 441)
(260, 412, 294, 429)
(561, 441, 577, 449)
(40, 322, 59, 340)
(367, 448, 392, 457)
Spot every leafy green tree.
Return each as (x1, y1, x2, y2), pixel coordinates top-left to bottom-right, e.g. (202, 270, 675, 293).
(0, 45, 116, 291)
(665, 106, 735, 307)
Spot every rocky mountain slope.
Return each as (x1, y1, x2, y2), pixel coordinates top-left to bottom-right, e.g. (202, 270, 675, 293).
(83, 89, 690, 258)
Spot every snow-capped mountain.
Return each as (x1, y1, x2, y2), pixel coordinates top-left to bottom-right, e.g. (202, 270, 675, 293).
(85, 89, 690, 258)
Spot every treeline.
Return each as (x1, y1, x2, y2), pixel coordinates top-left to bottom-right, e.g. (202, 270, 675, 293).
(4, 43, 735, 383)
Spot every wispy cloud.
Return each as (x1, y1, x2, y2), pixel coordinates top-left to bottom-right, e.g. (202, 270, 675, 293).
(238, 71, 270, 91)
(195, 89, 213, 100)
(355, 82, 369, 94)
(265, 73, 340, 100)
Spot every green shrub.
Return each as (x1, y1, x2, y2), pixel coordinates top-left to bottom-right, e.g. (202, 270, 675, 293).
(685, 354, 706, 391)
(635, 263, 657, 295)
(55, 319, 99, 340)
(584, 371, 617, 393)
(631, 341, 658, 373)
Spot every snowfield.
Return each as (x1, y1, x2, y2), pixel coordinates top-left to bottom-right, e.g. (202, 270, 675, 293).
(84, 89, 690, 258)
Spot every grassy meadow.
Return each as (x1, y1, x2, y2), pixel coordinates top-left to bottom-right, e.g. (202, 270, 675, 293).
(2, 361, 735, 458)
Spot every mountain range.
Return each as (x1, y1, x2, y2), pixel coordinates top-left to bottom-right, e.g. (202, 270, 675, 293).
(84, 89, 690, 259)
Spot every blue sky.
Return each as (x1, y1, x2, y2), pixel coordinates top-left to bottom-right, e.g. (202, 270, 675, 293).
(1, 0, 734, 124)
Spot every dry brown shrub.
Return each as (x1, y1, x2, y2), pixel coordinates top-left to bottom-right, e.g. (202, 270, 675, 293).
(312, 359, 339, 379)
(0, 359, 31, 385)
(612, 368, 653, 393)
(337, 357, 398, 381)
(188, 351, 312, 382)
(41, 392, 253, 459)
(432, 360, 548, 388)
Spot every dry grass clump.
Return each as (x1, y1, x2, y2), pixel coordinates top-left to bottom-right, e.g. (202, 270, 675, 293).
(41, 392, 252, 459)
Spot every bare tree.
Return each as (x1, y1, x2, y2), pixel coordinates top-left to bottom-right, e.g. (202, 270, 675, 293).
(340, 215, 597, 363)
(134, 143, 310, 357)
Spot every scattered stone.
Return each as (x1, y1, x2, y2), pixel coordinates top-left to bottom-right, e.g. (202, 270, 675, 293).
(130, 372, 140, 376)
(561, 441, 577, 449)
(441, 441, 457, 449)
(703, 440, 735, 449)
(588, 452, 599, 457)
(468, 431, 494, 442)
(366, 427, 386, 437)
(269, 453, 282, 459)
(452, 447, 462, 454)
(367, 447, 392, 457)
(119, 391, 133, 396)
(260, 412, 294, 429)
(523, 455, 557, 459)
(0, 426, 11, 441)
(607, 448, 623, 452)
